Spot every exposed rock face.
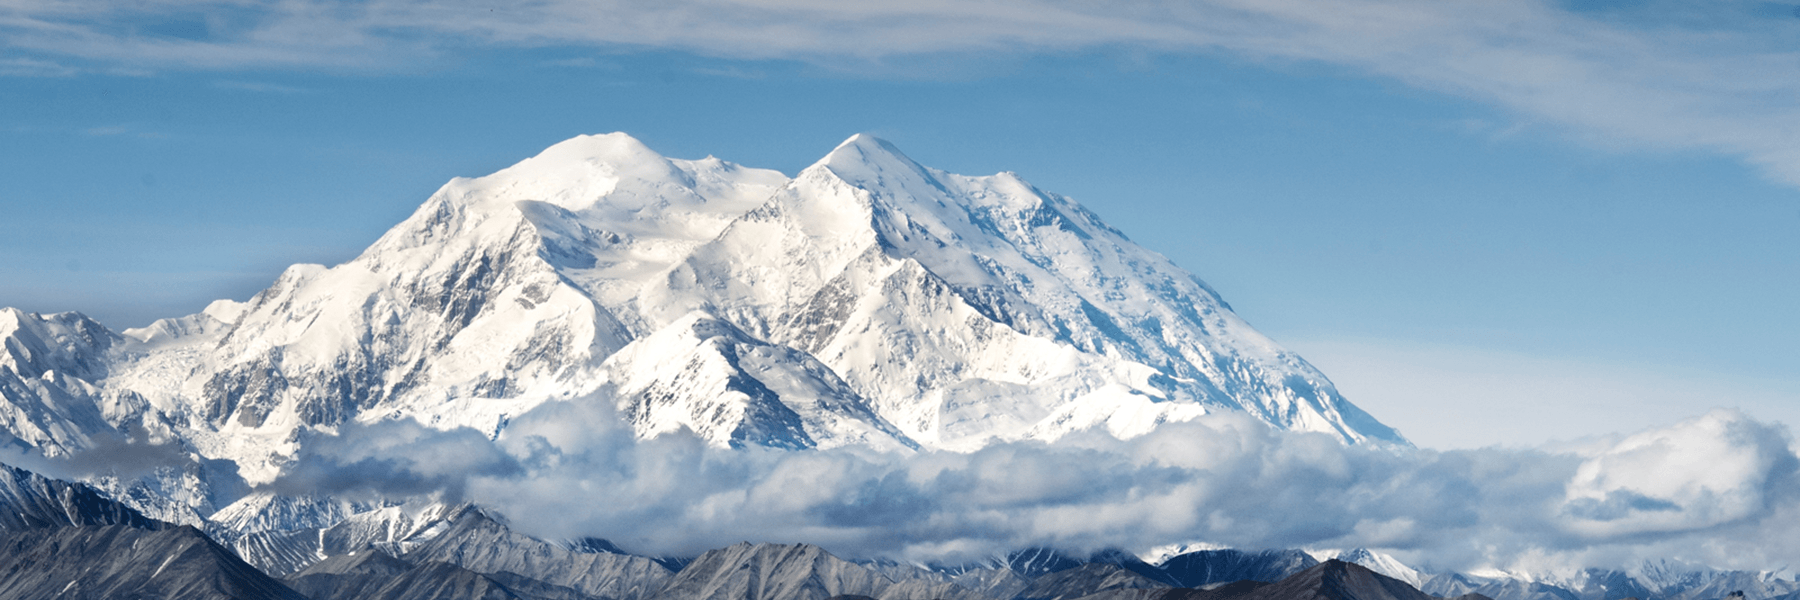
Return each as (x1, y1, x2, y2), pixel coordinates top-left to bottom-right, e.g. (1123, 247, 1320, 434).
(1229, 560, 1442, 600)
(1159, 550, 1321, 589)
(0, 462, 165, 530)
(282, 549, 419, 600)
(284, 548, 603, 600)
(1421, 568, 1800, 600)
(207, 496, 459, 577)
(1074, 560, 1489, 600)
(400, 505, 676, 600)
(0, 524, 306, 600)
(1013, 563, 1169, 600)
(1422, 574, 1582, 600)
(649, 542, 896, 600)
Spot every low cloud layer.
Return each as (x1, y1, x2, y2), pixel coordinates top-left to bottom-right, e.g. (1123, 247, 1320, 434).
(6, 1, 1800, 186)
(0, 421, 200, 482)
(270, 395, 1800, 573)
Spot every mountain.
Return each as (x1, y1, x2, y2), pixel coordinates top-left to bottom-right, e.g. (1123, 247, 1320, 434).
(644, 135, 1399, 450)
(648, 542, 896, 600)
(1421, 567, 1800, 600)
(1073, 560, 1483, 600)
(283, 548, 602, 600)
(397, 504, 676, 600)
(1158, 549, 1321, 589)
(1310, 550, 1423, 589)
(1231, 560, 1443, 600)
(0, 461, 167, 530)
(203, 494, 679, 599)
(0, 462, 304, 599)
(0, 308, 124, 457)
(0, 134, 1422, 600)
(281, 549, 421, 600)
(0, 132, 1403, 502)
(0, 524, 308, 600)
(206, 495, 459, 576)
(1013, 563, 1168, 600)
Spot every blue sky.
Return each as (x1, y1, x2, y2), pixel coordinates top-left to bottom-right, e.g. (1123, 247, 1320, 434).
(1, 0, 1796, 448)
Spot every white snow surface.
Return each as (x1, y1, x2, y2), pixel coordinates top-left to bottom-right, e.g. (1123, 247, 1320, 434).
(0, 308, 123, 456)
(1309, 548, 1424, 587)
(0, 132, 1403, 492)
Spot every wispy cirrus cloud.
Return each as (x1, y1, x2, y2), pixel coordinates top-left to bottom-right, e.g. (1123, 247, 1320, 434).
(3, 1, 1799, 186)
(0, 55, 76, 76)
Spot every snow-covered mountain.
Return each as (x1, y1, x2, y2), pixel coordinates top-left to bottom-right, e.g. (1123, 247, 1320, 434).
(1309, 549, 1423, 588)
(0, 308, 126, 456)
(0, 132, 1402, 488)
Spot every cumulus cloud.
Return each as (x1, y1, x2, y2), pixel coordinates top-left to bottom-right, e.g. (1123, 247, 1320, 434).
(1560, 410, 1800, 538)
(5, 0, 1800, 185)
(266, 393, 1800, 572)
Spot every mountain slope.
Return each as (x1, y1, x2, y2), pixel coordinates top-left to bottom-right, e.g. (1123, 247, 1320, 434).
(0, 308, 123, 456)
(1234, 560, 1439, 600)
(649, 542, 893, 600)
(645, 134, 1400, 448)
(1156, 548, 1320, 588)
(0, 462, 166, 530)
(1013, 563, 1168, 600)
(284, 548, 603, 600)
(0, 524, 307, 600)
(598, 311, 912, 451)
(399, 504, 676, 600)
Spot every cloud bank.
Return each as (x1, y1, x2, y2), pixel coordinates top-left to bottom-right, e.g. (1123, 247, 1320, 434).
(5, 0, 1800, 185)
(271, 394, 1800, 573)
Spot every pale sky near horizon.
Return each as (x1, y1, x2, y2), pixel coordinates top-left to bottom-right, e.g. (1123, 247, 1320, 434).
(1, 0, 1796, 449)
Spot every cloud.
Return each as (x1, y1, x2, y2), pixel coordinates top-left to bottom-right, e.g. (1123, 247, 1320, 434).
(0, 56, 76, 77)
(0, 420, 205, 482)
(267, 418, 524, 501)
(267, 392, 1800, 572)
(5, 1, 1800, 184)
(1560, 410, 1799, 538)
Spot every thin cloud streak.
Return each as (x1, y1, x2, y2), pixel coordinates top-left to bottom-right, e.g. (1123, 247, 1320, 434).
(4, 1, 1798, 185)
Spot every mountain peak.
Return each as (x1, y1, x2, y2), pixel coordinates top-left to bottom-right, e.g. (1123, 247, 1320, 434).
(828, 132, 900, 156)
(535, 132, 668, 169)
(814, 133, 934, 190)
(455, 131, 693, 214)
